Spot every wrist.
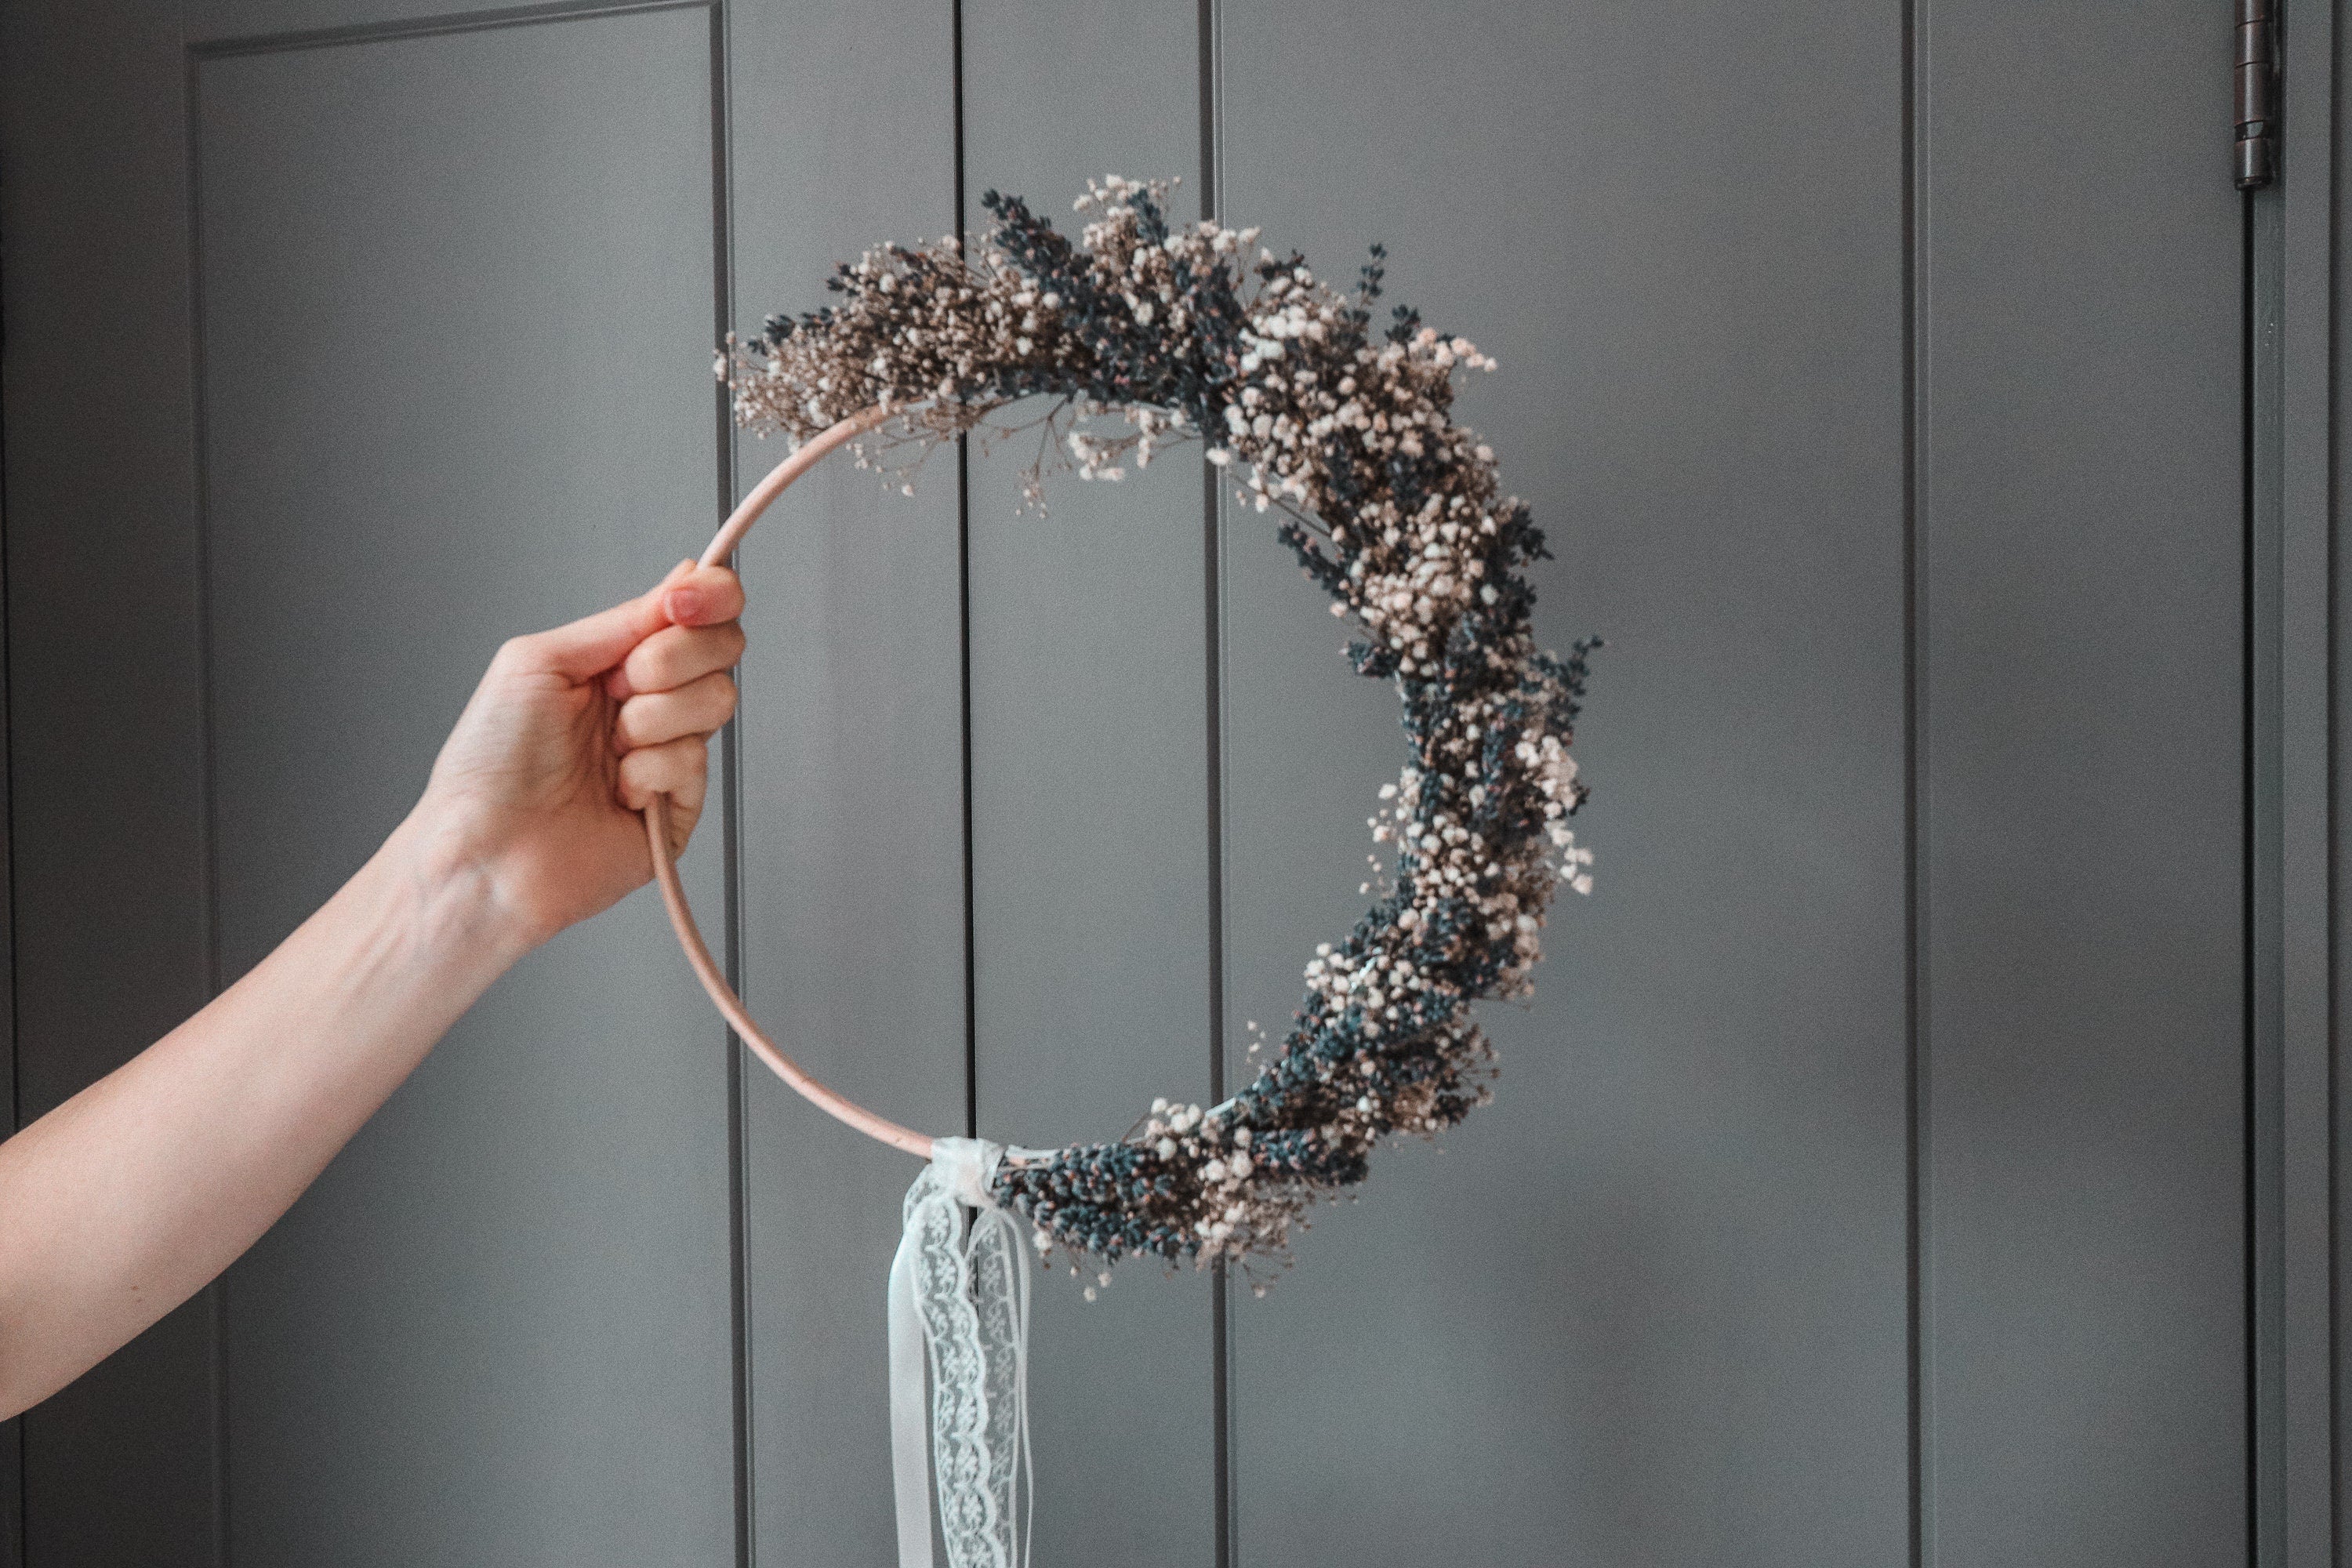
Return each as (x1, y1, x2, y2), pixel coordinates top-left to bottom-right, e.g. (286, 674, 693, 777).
(377, 807, 543, 974)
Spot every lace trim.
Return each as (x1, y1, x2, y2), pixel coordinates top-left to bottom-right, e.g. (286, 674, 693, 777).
(904, 1144, 1030, 1568)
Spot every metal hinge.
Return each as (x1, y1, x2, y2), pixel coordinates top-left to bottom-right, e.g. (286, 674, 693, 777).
(2237, 0, 2278, 189)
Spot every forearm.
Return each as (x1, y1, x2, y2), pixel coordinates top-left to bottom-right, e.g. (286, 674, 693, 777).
(0, 561, 741, 1419)
(0, 813, 530, 1417)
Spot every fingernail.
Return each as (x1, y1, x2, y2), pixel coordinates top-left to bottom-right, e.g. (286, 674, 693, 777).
(664, 586, 706, 622)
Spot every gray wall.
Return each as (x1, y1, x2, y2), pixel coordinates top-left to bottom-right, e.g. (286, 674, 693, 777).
(0, 0, 2338, 1565)
(194, 16, 739, 1563)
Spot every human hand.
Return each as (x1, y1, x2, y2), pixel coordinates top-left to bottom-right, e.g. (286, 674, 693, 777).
(403, 560, 746, 949)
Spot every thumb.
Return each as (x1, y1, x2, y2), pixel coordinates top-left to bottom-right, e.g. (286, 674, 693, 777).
(516, 559, 695, 681)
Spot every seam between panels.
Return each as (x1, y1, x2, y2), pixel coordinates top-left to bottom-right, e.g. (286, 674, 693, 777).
(0, 37, 24, 1561)
(952, 0, 978, 1144)
(2249, 181, 2266, 1568)
(706, 3, 757, 1564)
(182, 42, 230, 1566)
(1902, 0, 1932, 1563)
(1199, 2, 1236, 1566)
(2328, 11, 2345, 1555)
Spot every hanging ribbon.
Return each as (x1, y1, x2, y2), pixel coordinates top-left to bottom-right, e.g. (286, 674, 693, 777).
(889, 1138, 1033, 1568)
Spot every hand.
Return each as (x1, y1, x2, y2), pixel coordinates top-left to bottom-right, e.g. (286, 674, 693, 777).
(405, 559, 746, 948)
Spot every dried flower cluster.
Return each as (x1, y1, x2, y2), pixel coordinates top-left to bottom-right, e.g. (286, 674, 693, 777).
(725, 178, 1595, 1283)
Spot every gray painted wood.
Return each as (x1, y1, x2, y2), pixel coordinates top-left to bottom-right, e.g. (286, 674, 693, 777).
(1920, 5, 2246, 1562)
(0, 305, 14, 1568)
(2329, 3, 2352, 1552)
(1, 2, 222, 1562)
(0, 267, 13, 1563)
(0, 1421, 13, 1568)
(959, 2, 1221, 1560)
(723, 1, 971, 1561)
(2277, 12, 2352, 1542)
(188, 0, 488, 40)
(1218, 2, 1911, 1563)
(1, 148, 18, 1562)
(2274, 3, 2337, 1542)
(5, 1, 2335, 1563)
(2267, 10, 2341, 1559)
(192, 10, 737, 1563)
(2249, 13, 2343, 1547)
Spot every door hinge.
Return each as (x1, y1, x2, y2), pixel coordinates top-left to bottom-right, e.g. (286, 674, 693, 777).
(2237, 0, 2278, 189)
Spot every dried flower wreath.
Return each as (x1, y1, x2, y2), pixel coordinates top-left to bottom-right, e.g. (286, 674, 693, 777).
(715, 177, 1595, 1283)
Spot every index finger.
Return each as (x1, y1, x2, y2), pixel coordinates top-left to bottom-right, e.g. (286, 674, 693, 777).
(508, 558, 695, 681)
(660, 565, 743, 630)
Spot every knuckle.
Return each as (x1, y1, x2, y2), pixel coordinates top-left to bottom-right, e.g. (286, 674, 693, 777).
(614, 699, 651, 749)
(626, 634, 679, 687)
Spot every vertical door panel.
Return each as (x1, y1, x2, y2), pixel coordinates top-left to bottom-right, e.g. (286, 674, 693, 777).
(195, 13, 736, 1563)
(959, 1, 1221, 1559)
(725, 1, 970, 1561)
(1920, 4, 2247, 1560)
(1218, 1, 1911, 1563)
(2, 1, 219, 1559)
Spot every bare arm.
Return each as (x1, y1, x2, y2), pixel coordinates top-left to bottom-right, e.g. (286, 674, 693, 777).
(0, 559, 746, 1418)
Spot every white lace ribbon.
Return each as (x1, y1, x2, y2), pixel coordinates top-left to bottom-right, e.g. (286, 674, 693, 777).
(889, 1138, 1033, 1568)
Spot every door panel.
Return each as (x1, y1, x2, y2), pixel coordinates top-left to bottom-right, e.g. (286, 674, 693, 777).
(724, 0, 969, 1561)
(1218, 1, 1911, 1562)
(1920, 5, 2247, 1560)
(7, 2, 235, 1561)
(193, 11, 737, 1563)
(958, 2, 1221, 1559)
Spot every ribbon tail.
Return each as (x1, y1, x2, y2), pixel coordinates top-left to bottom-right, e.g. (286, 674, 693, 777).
(889, 1223, 935, 1568)
(964, 1207, 1030, 1568)
(1014, 1222, 1033, 1568)
(894, 1138, 1028, 1568)
(993, 1210, 1033, 1568)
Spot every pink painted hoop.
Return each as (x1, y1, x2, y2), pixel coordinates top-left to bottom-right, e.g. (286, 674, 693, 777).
(644, 407, 938, 1160)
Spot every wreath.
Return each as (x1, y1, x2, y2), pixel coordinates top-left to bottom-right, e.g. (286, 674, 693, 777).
(713, 176, 1595, 1283)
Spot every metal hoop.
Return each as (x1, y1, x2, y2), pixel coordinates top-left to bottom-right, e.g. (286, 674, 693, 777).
(644, 407, 938, 1160)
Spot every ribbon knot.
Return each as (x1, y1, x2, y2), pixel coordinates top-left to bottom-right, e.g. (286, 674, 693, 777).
(933, 1138, 1000, 1211)
(889, 1138, 1033, 1568)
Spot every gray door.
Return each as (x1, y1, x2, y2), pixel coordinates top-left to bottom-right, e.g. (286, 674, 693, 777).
(0, 1, 2335, 1565)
